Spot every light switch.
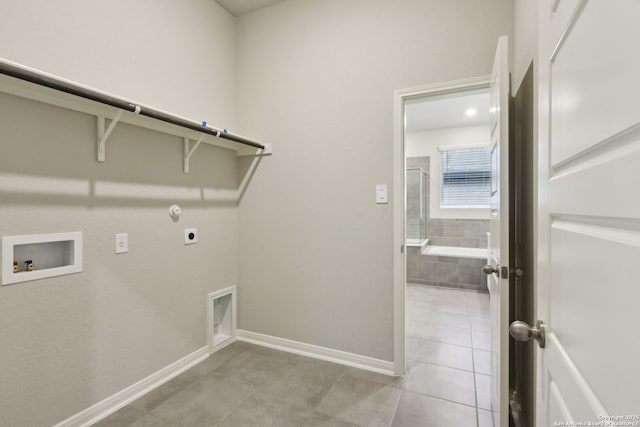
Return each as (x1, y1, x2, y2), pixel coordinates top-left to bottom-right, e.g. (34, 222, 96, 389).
(376, 184, 388, 204)
(115, 233, 128, 254)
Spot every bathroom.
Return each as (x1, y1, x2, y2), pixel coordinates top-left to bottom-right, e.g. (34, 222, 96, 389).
(405, 88, 491, 293)
(403, 87, 494, 424)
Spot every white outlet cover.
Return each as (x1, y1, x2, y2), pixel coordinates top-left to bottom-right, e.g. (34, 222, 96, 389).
(115, 233, 128, 254)
(376, 184, 388, 204)
(184, 228, 198, 245)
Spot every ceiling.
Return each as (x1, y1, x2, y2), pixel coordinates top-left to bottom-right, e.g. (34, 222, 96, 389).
(215, 0, 286, 16)
(405, 89, 490, 132)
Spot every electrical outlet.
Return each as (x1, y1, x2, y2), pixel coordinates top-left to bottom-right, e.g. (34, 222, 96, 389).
(184, 228, 198, 245)
(115, 233, 128, 254)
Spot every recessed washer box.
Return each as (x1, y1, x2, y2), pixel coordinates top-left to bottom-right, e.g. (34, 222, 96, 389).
(208, 286, 237, 353)
(2, 232, 83, 286)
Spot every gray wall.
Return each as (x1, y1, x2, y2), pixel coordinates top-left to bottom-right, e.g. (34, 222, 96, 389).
(0, 1, 517, 424)
(235, 0, 513, 361)
(0, 1, 239, 426)
(0, 0, 237, 125)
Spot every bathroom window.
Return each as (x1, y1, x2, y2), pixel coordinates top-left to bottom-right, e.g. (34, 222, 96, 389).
(440, 145, 491, 208)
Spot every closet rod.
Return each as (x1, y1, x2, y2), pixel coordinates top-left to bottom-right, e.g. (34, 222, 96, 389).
(0, 58, 265, 150)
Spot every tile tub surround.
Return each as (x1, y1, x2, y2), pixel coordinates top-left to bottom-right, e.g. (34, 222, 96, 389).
(406, 156, 430, 175)
(427, 219, 489, 249)
(407, 218, 489, 291)
(407, 246, 488, 292)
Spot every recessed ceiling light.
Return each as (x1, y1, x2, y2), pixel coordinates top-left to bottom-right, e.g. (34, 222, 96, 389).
(465, 108, 477, 117)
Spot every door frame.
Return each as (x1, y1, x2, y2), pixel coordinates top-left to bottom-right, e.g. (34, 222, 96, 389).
(392, 75, 491, 376)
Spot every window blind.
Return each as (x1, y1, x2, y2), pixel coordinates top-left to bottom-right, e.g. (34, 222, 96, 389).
(440, 146, 491, 207)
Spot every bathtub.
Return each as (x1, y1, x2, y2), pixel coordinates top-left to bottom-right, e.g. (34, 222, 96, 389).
(421, 245, 488, 259)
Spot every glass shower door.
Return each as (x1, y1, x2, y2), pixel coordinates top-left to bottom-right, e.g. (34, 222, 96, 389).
(406, 168, 427, 245)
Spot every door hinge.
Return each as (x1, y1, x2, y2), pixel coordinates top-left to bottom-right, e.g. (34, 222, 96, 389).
(511, 267, 524, 277)
(509, 390, 526, 427)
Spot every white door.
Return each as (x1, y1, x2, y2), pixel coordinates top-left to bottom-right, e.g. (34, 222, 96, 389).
(487, 35, 510, 427)
(536, 0, 640, 424)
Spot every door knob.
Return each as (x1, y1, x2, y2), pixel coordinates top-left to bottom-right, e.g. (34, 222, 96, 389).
(482, 264, 499, 275)
(509, 320, 545, 348)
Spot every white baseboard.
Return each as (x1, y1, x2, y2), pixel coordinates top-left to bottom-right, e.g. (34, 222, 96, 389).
(54, 346, 209, 427)
(54, 332, 394, 426)
(237, 329, 395, 376)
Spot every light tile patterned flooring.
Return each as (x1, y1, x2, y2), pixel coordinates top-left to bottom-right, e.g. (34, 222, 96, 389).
(96, 285, 492, 426)
(400, 284, 494, 427)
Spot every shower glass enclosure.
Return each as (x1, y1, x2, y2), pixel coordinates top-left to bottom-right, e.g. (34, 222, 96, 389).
(406, 167, 428, 245)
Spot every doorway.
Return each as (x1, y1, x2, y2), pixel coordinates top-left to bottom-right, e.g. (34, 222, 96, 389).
(393, 77, 496, 427)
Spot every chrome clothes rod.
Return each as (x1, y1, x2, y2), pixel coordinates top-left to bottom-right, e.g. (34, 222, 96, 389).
(0, 58, 265, 150)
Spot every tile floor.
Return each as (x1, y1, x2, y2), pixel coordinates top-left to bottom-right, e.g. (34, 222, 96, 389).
(402, 284, 494, 427)
(96, 284, 492, 427)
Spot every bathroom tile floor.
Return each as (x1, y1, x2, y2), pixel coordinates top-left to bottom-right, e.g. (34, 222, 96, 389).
(95, 285, 492, 427)
(403, 284, 494, 427)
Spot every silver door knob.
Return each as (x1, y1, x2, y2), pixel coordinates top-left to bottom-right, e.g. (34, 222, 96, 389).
(509, 320, 545, 348)
(482, 264, 499, 275)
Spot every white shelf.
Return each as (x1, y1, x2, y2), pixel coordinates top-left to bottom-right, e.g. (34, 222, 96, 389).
(0, 58, 272, 168)
(2, 232, 83, 285)
(207, 286, 237, 353)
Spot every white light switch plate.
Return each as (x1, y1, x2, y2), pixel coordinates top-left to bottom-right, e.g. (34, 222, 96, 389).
(115, 233, 128, 254)
(376, 184, 388, 204)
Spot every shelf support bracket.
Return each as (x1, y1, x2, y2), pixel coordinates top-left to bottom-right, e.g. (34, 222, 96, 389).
(184, 134, 205, 173)
(236, 143, 273, 157)
(97, 109, 124, 162)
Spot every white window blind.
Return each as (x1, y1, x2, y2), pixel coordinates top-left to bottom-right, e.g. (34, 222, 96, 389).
(440, 146, 491, 208)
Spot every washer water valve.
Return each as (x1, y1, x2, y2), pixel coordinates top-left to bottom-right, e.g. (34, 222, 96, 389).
(169, 205, 182, 221)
